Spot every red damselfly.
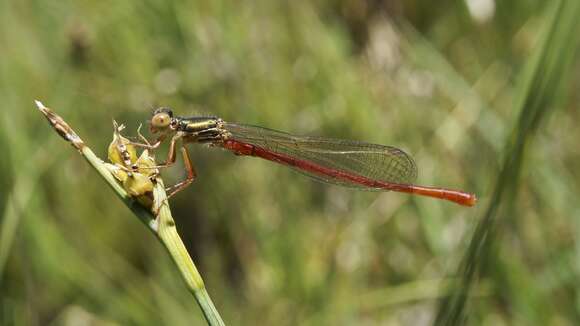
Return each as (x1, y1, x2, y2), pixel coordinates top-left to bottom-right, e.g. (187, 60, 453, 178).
(133, 108, 477, 206)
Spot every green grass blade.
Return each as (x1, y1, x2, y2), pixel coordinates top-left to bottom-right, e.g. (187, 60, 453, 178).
(434, 1, 580, 324)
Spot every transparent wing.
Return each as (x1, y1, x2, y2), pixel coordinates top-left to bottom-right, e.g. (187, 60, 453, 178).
(222, 123, 417, 189)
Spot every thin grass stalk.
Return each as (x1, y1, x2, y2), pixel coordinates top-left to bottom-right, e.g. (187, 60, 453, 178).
(35, 101, 225, 326)
(434, 1, 580, 324)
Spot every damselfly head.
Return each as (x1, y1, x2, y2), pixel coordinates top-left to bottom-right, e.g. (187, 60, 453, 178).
(150, 107, 175, 134)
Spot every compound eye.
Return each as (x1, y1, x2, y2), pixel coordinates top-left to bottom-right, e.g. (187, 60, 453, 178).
(151, 112, 171, 129)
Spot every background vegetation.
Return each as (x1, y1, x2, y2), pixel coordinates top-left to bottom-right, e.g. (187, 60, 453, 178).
(1, 0, 579, 325)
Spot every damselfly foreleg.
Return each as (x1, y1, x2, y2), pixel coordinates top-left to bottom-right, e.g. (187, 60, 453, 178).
(130, 133, 183, 170)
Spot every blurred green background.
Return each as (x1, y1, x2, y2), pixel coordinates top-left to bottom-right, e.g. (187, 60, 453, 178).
(1, 0, 579, 325)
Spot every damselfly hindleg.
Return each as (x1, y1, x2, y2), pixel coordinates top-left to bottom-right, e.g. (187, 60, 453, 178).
(165, 146, 197, 198)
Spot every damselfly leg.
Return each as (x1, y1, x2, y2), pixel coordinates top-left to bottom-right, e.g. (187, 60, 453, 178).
(165, 146, 197, 198)
(130, 132, 197, 198)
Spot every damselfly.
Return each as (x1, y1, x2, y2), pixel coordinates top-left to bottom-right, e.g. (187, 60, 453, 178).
(133, 108, 477, 206)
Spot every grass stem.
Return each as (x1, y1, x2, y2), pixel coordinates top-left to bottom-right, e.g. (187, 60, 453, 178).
(35, 100, 225, 326)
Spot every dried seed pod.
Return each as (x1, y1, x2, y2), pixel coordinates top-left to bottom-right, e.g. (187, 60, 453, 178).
(106, 121, 158, 209)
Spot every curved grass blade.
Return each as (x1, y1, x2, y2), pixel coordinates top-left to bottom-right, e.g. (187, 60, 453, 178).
(434, 1, 580, 324)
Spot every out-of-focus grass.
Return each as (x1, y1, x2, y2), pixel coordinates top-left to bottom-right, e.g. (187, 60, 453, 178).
(0, 0, 579, 325)
(435, 1, 580, 325)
